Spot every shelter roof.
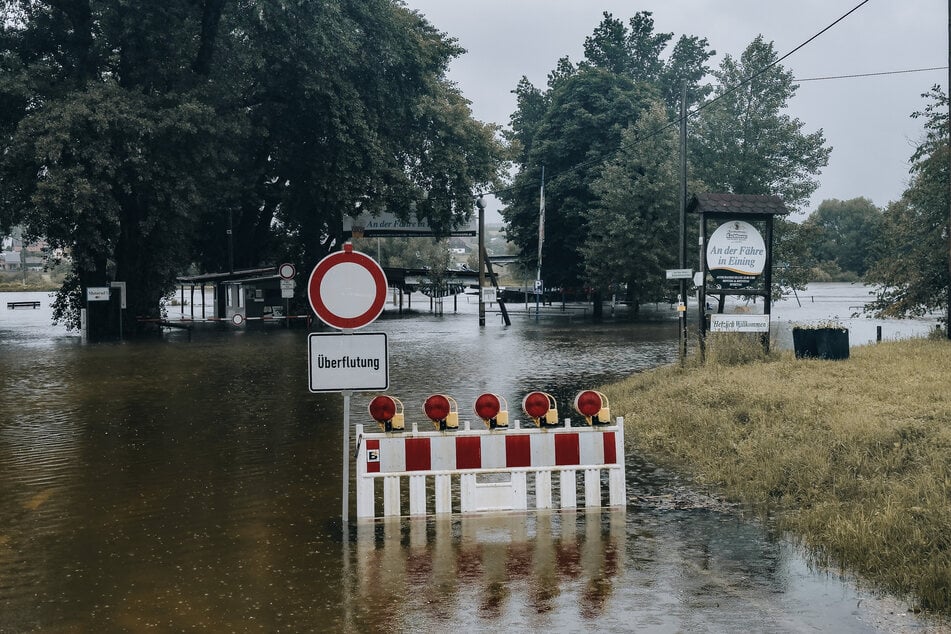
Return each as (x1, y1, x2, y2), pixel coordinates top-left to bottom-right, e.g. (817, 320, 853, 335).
(688, 193, 789, 216)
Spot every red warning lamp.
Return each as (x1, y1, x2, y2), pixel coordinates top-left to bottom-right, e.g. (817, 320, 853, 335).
(368, 395, 404, 432)
(573, 390, 610, 425)
(474, 393, 509, 429)
(424, 394, 459, 431)
(522, 391, 558, 427)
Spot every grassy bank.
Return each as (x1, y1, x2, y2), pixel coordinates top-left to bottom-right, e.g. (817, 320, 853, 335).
(603, 336, 950, 614)
(0, 271, 61, 292)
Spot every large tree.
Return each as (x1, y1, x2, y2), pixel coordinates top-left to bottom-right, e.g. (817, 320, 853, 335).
(501, 12, 713, 294)
(689, 36, 831, 298)
(200, 2, 501, 272)
(802, 197, 884, 277)
(1, 1, 241, 331)
(690, 36, 830, 211)
(583, 101, 686, 311)
(865, 87, 949, 328)
(502, 68, 654, 292)
(0, 1, 501, 333)
(581, 11, 715, 114)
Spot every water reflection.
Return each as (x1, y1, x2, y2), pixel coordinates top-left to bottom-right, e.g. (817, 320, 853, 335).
(353, 512, 625, 631)
(0, 286, 936, 631)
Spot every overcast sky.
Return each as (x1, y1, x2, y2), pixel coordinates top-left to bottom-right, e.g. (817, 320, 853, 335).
(402, 0, 947, 222)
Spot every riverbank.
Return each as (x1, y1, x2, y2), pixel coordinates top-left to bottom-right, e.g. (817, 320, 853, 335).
(0, 272, 61, 292)
(604, 336, 950, 617)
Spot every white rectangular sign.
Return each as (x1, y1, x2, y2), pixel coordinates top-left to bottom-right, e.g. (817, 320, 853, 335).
(280, 279, 295, 299)
(710, 314, 770, 333)
(110, 281, 127, 309)
(308, 332, 388, 393)
(666, 268, 693, 280)
(86, 287, 111, 302)
(343, 211, 476, 237)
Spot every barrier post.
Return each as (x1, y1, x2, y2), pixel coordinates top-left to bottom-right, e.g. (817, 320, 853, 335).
(609, 417, 626, 506)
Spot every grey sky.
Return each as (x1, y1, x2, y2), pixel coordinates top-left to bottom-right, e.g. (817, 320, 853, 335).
(403, 1, 946, 222)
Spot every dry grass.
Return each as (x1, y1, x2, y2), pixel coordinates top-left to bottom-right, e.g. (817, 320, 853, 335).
(603, 337, 951, 614)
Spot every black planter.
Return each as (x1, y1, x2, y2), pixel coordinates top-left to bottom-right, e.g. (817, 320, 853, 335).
(793, 327, 849, 360)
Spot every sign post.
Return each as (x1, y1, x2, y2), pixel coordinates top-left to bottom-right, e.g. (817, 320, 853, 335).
(279, 263, 296, 328)
(666, 270, 692, 365)
(689, 193, 790, 360)
(85, 286, 111, 339)
(307, 244, 388, 530)
(110, 281, 126, 340)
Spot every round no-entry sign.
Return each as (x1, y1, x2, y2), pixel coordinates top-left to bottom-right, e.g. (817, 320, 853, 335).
(308, 244, 387, 330)
(278, 262, 296, 280)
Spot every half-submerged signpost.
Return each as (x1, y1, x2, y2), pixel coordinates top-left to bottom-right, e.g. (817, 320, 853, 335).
(307, 243, 389, 529)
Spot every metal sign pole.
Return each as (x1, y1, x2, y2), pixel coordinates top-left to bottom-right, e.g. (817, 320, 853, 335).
(306, 247, 387, 536)
(341, 389, 352, 529)
(679, 83, 688, 365)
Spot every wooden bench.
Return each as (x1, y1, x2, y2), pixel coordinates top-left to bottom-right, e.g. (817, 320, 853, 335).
(7, 301, 41, 309)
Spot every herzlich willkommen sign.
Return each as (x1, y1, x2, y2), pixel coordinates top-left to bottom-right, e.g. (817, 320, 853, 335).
(710, 314, 770, 333)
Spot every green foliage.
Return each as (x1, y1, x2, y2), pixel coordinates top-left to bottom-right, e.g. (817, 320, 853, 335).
(581, 11, 715, 112)
(0, 0, 502, 332)
(502, 19, 827, 304)
(865, 87, 950, 323)
(802, 198, 884, 277)
(772, 216, 818, 298)
(502, 68, 655, 290)
(0, 270, 62, 292)
(809, 259, 861, 283)
(501, 12, 713, 294)
(582, 11, 671, 82)
(690, 36, 831, 211)
(350, 236, 448, 271)
(583, 101, 685, 309)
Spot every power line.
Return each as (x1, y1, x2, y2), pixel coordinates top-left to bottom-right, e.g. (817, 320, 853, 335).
(794, 66, 947, 82)
(483, 0, 874, 202)
(688, 0, 870, 118)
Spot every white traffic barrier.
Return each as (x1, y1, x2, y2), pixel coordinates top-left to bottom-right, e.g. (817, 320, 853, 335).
(355, 418, 625, 520)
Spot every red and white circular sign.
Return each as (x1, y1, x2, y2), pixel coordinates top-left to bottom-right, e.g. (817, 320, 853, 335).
(308, 244, 387, 330)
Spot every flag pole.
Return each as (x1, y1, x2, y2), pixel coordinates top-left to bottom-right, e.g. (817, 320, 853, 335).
(536, 166, 545, 321)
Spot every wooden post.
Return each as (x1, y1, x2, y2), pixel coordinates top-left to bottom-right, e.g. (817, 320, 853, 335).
(698, 215, 708, 362)
(679, 83, 688, 364)
(482, 246, 510, 326)
(477, 196, 486, 327)
(763, 216, 775, 354)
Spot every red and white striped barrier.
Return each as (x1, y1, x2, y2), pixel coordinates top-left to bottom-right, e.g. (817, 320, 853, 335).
(355, 418, 625, 519)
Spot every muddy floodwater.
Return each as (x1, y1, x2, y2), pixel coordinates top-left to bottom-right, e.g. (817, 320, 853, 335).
(0, 284, 942, 632)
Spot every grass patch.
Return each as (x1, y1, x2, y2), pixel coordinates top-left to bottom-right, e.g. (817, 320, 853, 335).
(0, 270, 62, 292)
(603, 337, 951, 615)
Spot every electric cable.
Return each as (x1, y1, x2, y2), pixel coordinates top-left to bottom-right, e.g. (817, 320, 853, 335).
(480, 0, 890, 203)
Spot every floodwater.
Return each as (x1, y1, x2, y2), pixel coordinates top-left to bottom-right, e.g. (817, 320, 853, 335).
(0, 284, 942, 632)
